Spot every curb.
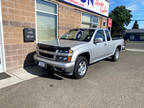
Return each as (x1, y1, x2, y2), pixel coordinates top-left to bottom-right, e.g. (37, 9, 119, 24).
(126, 48, 144, 52)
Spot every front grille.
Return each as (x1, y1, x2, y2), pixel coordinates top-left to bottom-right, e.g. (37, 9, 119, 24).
(37, 43, 71, 59)
(38, 44, 58, 52)
(39, 52, 54, 58)
(38, 44, 57, 59)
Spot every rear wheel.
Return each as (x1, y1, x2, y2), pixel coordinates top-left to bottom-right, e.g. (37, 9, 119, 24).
(112, 48, 120, 61)
(73, 56, 88, 79)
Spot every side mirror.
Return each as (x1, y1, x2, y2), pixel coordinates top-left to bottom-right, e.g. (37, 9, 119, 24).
(94, 38, 103, 43)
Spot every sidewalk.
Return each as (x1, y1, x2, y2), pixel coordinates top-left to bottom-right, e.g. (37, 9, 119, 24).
(0, 66, 47, 89)
(126, 41, 144, 50)
(125, 41, 144, 52)
(126, 48, 144, 52)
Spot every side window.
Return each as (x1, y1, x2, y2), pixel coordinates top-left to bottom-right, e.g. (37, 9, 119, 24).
(94, 30, 105, 42)
(105, 30, 111, 41)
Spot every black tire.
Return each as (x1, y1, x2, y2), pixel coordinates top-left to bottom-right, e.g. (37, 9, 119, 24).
(73, 56, 88, 79)
(112, 48, 120, 61)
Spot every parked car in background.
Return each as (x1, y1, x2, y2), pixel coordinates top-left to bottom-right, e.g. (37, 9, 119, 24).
(34, 28, 124, 79)
(124, 29, 144, 41)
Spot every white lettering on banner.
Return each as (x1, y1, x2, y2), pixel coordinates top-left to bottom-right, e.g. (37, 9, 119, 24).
(61, 0, 109, 17)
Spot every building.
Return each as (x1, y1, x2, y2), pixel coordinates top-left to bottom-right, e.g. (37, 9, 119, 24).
(124, 29, 144, 41)
(0, 0, 109, 73)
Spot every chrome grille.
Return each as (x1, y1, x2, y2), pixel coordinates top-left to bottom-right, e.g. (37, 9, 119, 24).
(38, 49, 55, 59)
(37, 43, 71, 60)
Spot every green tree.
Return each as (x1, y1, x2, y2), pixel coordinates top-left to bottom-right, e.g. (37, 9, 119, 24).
(132, 20, 139, 29)
(109, 6, 132, 37)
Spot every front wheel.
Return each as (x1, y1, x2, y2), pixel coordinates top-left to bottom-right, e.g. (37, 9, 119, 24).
(112, 48, 120, 61)
(73, 56, 88, 79)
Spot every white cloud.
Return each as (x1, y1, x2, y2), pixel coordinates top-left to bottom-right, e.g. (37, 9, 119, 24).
(127, 4, 138, 11)
(126, 0, 144, 11)
(110, 0, 114, 5)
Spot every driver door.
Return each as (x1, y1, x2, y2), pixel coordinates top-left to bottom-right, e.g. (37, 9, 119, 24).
(91, 30, 107, 61)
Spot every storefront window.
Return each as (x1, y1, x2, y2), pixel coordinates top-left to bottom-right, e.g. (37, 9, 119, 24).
(36, 0, 57, 42)
(37, 0, 57, 14)
(81, 13, 98, 28)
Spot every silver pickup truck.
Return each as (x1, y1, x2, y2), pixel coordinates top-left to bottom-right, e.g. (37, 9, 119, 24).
(34, 28, 124, 79)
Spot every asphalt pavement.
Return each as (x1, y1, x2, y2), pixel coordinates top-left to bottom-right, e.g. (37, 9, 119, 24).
(0, 50, 144, 108)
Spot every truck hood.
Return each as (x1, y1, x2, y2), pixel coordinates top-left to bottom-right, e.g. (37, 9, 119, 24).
(39, 40, 87, 48)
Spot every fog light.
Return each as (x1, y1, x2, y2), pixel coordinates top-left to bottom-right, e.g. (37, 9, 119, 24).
(56, 55, 72, 62)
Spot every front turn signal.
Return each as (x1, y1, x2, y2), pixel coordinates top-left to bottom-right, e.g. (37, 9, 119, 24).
(68, 56, 72, 62)
(69, 50, 73, 54)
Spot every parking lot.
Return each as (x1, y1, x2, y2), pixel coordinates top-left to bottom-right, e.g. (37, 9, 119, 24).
(0, 50, 144, 108)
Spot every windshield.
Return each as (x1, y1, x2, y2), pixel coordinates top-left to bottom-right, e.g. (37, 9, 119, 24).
(60, 29, 95, 42)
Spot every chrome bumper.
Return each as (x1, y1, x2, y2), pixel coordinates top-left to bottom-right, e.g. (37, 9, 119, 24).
(34, 54, 75, 73)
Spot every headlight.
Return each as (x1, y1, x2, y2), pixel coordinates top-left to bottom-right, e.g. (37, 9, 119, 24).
(58, 50, 73, 54)
(56, 50, 73, 62)
(58, 50, 69, 53)
(56, 56, 72, 62)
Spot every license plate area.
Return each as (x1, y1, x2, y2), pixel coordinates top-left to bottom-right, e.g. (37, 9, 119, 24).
(38, 61, 46, 68)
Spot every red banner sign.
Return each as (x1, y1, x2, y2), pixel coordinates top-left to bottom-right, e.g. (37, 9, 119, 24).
(108, 18, 112, 28)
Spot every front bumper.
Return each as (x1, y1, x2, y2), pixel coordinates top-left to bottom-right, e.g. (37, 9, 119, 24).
(34, 54, 75, 73)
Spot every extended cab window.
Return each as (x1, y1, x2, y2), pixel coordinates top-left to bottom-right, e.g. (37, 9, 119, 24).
(94, 30, 105, 42)
(60, 29, 95, 42)
(105, 30, 111, 41)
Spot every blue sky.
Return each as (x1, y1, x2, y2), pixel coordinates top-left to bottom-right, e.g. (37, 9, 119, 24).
(110, 0, 144, 29)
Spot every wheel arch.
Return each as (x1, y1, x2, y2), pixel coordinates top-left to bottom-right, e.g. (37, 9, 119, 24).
(116, 45, 122, 51)
(77, 52, 90, 64)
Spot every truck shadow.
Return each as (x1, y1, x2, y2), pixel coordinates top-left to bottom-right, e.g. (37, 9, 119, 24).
(23, 52, 68, 80)
(24, 66, 64, 80)
(104, 57, 114, 62)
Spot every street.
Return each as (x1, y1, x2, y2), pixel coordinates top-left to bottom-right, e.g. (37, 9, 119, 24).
(0, 50, 144, 108)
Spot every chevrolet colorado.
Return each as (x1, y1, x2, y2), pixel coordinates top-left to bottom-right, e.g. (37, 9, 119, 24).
(34, 28, 124, 79)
